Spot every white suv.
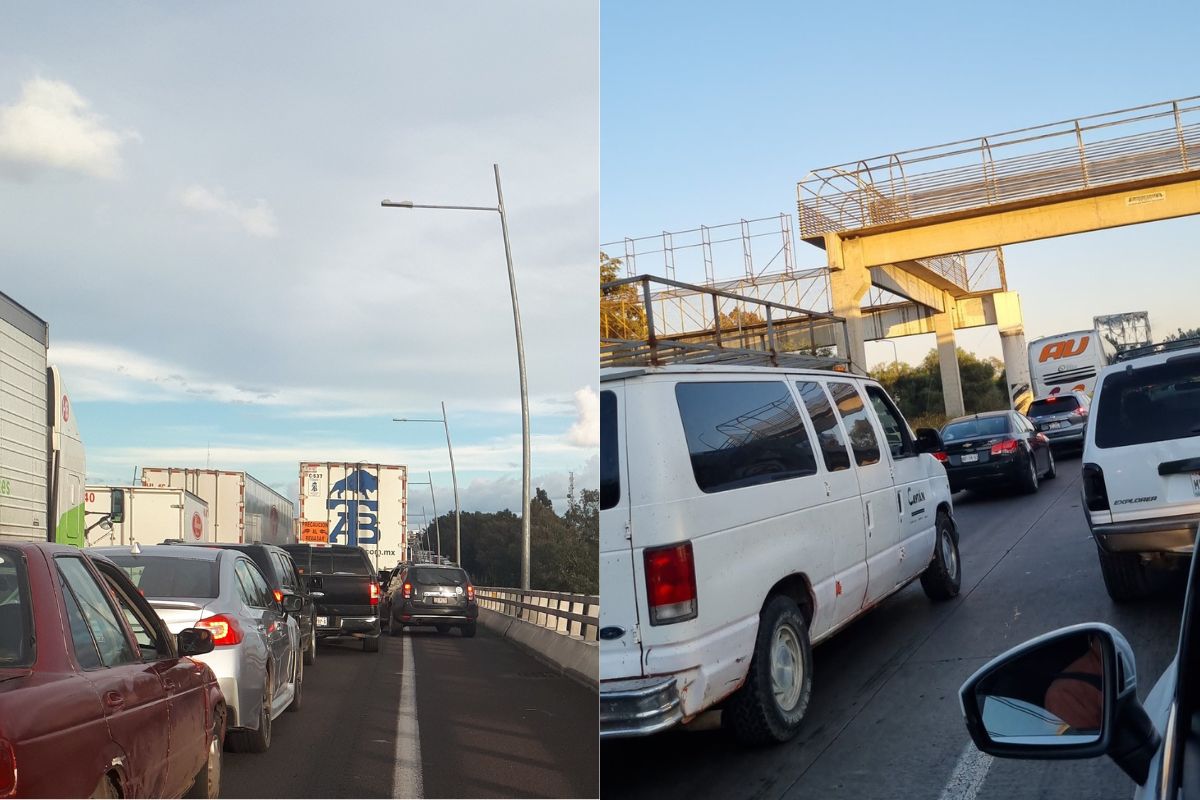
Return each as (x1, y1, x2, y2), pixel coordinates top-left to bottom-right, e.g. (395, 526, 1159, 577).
(599, 365, 960, 744)
(1081, 338, 1200, 601)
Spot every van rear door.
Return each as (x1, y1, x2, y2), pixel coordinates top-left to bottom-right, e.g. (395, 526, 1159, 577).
(599, 384, 644, 678)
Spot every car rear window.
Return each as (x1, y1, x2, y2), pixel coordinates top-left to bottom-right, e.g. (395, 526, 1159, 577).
(106, 555, 220, 598)
(0, 548, 33, 667)
(1027, 396, 1081, 417)
(1094, 356, 1200, 448)
(942, 416, 1011, 441)
(600, 390, 619, 510)
(410, 567, 468, 586)
(286, 548, 372, 576)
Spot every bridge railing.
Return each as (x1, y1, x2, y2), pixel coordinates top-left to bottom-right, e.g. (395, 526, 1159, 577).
(476, 587, 599, 642)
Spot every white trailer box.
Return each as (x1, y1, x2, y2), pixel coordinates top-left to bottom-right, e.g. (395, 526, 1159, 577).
(0, 291, 86, 546)
(85, 485, 210, 546)
(140, 468, 296, 545)
(298, 462, 408, 573)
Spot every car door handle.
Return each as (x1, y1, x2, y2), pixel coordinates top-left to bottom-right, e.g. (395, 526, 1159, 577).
(103, 691, 125, 710)
(162, 678, 177, 692)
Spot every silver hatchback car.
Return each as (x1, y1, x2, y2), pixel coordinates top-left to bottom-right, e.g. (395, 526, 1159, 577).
(92, 544, 304, 753)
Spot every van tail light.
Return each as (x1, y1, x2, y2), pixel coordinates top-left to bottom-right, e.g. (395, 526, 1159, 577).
(990, 439, 1021, 455)
(196, 614, 243, 646)
(932, 451, 948, 463)
(402, 582, 413, 600)
(0, 739, 15, 797)
(466, 584, 475, 601)
(369, 582, 380, 606)
(272, 589, 284, 604)
(644, 542, 698, 626)
(1082, 463, 1110, 511)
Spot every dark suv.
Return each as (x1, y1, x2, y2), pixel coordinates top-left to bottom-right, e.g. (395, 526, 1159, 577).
(387, 563, 478, 637)
(171, 541, 318, 665)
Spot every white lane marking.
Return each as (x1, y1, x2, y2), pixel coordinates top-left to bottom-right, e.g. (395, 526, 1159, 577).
(938, 741, 993, 800)
(392, 634, 423, 799)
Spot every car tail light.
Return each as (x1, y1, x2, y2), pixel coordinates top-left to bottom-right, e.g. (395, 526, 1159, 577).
(196, 614, 243, 646)
(369, 582, 380, 606)
(466, 584, 475, 601)
(644, 542, 698, 625)
(1082, 463, 1109, 511)
(933, 451, 948, 463)
(402, 582, 413, 599)
(990, 439, 1020, 455)
(272, 589, 284, 604)
(0, 739, 15, 797)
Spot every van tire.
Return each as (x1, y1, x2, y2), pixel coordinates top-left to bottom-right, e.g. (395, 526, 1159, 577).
(1097, 546, 1153, 602)
(921, 511, 961, 601)
(725, 595, 812, 745)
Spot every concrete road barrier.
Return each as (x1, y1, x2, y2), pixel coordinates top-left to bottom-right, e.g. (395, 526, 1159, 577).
(479, 607, 598, 689)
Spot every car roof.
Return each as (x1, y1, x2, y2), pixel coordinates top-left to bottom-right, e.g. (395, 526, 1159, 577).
(281, 543, 363, 552)
(181, 542, 286, 555)
(601, 364, 863, 383)
(89, 544, 223, 562)
(944, 410, 1012, 424)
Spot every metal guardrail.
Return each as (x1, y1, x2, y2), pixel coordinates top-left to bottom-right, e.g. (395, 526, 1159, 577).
(798, 95, 1200, 238)
(477, 587, 599, 642)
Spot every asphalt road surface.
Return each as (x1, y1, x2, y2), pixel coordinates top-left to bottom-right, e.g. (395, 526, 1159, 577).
(222, 624, 599, 799)
(600, 453, 1186, 800)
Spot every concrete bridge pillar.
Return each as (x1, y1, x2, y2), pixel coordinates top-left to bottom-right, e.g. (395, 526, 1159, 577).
(825, 233, 870, 374)
(993, 292, 1032, 411)
(934, 291, 966, 418)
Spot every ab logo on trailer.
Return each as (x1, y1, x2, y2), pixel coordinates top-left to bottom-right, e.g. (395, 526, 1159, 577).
(328, 469, 380, 546)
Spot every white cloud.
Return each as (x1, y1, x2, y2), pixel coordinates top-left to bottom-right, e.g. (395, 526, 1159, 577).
(0, 78, 133, 180)
(566, 386, 599, 448)
(178, 184, 278, 237)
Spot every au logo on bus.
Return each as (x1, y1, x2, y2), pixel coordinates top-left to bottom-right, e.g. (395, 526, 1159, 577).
(1038, 336, 1090, 362)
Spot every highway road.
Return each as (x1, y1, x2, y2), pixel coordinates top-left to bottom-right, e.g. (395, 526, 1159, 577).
(600, 452, 1186, 800)
(222, 624, 598, 799)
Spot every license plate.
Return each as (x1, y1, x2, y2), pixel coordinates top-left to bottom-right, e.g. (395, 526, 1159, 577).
(1192, 472, 1200, 497)
(961, 453, 979, 463)
(1049, 421, 1067, 429)
(316, 616, 329, 626)
(432, 596, 450, 605)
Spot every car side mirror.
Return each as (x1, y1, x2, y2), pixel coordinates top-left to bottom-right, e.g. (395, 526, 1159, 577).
(960, 623, 1159, 785)
(109, 488, 125, 524)
(282, 593, 304, 613)
(914, 428, 944, 454)
(178, 627, 215, 657)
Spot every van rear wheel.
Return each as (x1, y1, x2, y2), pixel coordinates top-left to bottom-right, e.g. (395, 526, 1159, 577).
(725, 595, 812, 745)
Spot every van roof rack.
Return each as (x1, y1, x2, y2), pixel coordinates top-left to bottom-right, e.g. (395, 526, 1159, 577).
(1113, 336, 1200, 362)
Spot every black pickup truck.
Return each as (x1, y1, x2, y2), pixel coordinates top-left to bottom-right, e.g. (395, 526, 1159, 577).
(281, 544, 382, 653)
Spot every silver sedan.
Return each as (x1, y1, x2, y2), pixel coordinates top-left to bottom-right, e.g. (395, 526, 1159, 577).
(92, 544, 304, 753)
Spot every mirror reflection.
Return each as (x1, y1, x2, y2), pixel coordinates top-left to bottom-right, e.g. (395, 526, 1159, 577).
(975, 632, 1105, 745)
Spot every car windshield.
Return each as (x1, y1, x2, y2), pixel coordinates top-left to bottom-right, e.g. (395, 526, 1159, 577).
(410, 567, 467, 586)
(942, 416, 1011, 441)
(1095, 355, 1200, 448)
(1027, 396, 1081, 417)
(106, 555, 220, 598)
(0, 549, 33, 667)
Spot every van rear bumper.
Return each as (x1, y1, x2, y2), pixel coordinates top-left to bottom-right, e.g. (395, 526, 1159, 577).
(1089, 513, 1199, 555)
(600, 677, 684, 738)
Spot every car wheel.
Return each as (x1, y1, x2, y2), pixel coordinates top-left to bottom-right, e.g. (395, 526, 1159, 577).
(287, 656, 303, 712)
(303, 619, 317, 666)
(1043, 448, 1056, 480)
(462, 622, 476, 638)
(1018, 452, 1039, 493)
(229, 671, 273, 753)
(363, 636, 380, 653)
(90, 774, 119, 799)
(184, 709, 223, 799)
(725, 595, 813, 745)
(1097, 546, 1154, 602)
(436, 624, 450, 634)
(920, 511, 961, 601)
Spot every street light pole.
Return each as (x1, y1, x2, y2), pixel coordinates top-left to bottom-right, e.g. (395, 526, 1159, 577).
(393, 407, 461, 564)
(382, 164, 532, 590)
(427, 470, 442, 561)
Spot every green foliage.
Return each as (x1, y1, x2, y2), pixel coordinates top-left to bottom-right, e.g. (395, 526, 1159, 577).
(421, 484, 598, 594)
(870, 348, 1009, 423)
(1163, 327, 1200, 342)
(601, 251, 647, 341)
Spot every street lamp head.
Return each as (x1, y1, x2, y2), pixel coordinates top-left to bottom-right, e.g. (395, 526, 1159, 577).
(381, 199, 414, 208)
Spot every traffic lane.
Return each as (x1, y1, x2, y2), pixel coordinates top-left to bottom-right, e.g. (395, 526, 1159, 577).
(600, 469, 1184, 800)
(407, 625, 599, 799)
(221, 637, 402, 798)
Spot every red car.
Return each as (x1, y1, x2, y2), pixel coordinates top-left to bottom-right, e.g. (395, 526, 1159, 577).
(0, 541, 226, 798)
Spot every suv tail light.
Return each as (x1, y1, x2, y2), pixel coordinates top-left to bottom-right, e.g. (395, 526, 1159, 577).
(466, 584, 475, 601)
(644, 542, 698, 626)
(196, 614, 243, 646)
(1082, 463, 1110, 511)
(990, 439, 1020, 455)
(0, 739, 15, 797)
(402, 582, 413, 599)
(369, 582, 380, 606)
(1072, 407, 1088, 417)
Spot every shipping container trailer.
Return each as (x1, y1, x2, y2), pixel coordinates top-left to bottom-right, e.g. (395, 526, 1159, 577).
(140, 467, 296, 545)
(298, 462, 408, 573)
(84, 485, 211, 546)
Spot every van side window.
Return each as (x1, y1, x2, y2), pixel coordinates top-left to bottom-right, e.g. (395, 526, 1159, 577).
(828, 382, 881, 467)
(600, 390, 620, 510)
(865, 385, 915, 458)
(675, 381, 817, 493)
(795, 380, 851, 472)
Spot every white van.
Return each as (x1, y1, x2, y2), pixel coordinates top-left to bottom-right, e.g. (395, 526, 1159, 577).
(599, 365, 960, 744)
(1081, 338, 1200, 601)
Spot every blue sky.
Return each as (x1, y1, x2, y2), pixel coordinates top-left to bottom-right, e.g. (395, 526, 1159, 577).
(601, 0, 1200, 367)
(0, 2, 598, 512)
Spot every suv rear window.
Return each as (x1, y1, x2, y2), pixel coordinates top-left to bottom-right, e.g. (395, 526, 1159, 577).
(106, 555, 220, 598)
(1028, 396, 1081, 417)
(0, 548, 33, 667)
(1095, 356, 1200, 448)
(600, 390, 619, 510)
(410, 567, 468, 586)
(675, 381, 817, 494)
